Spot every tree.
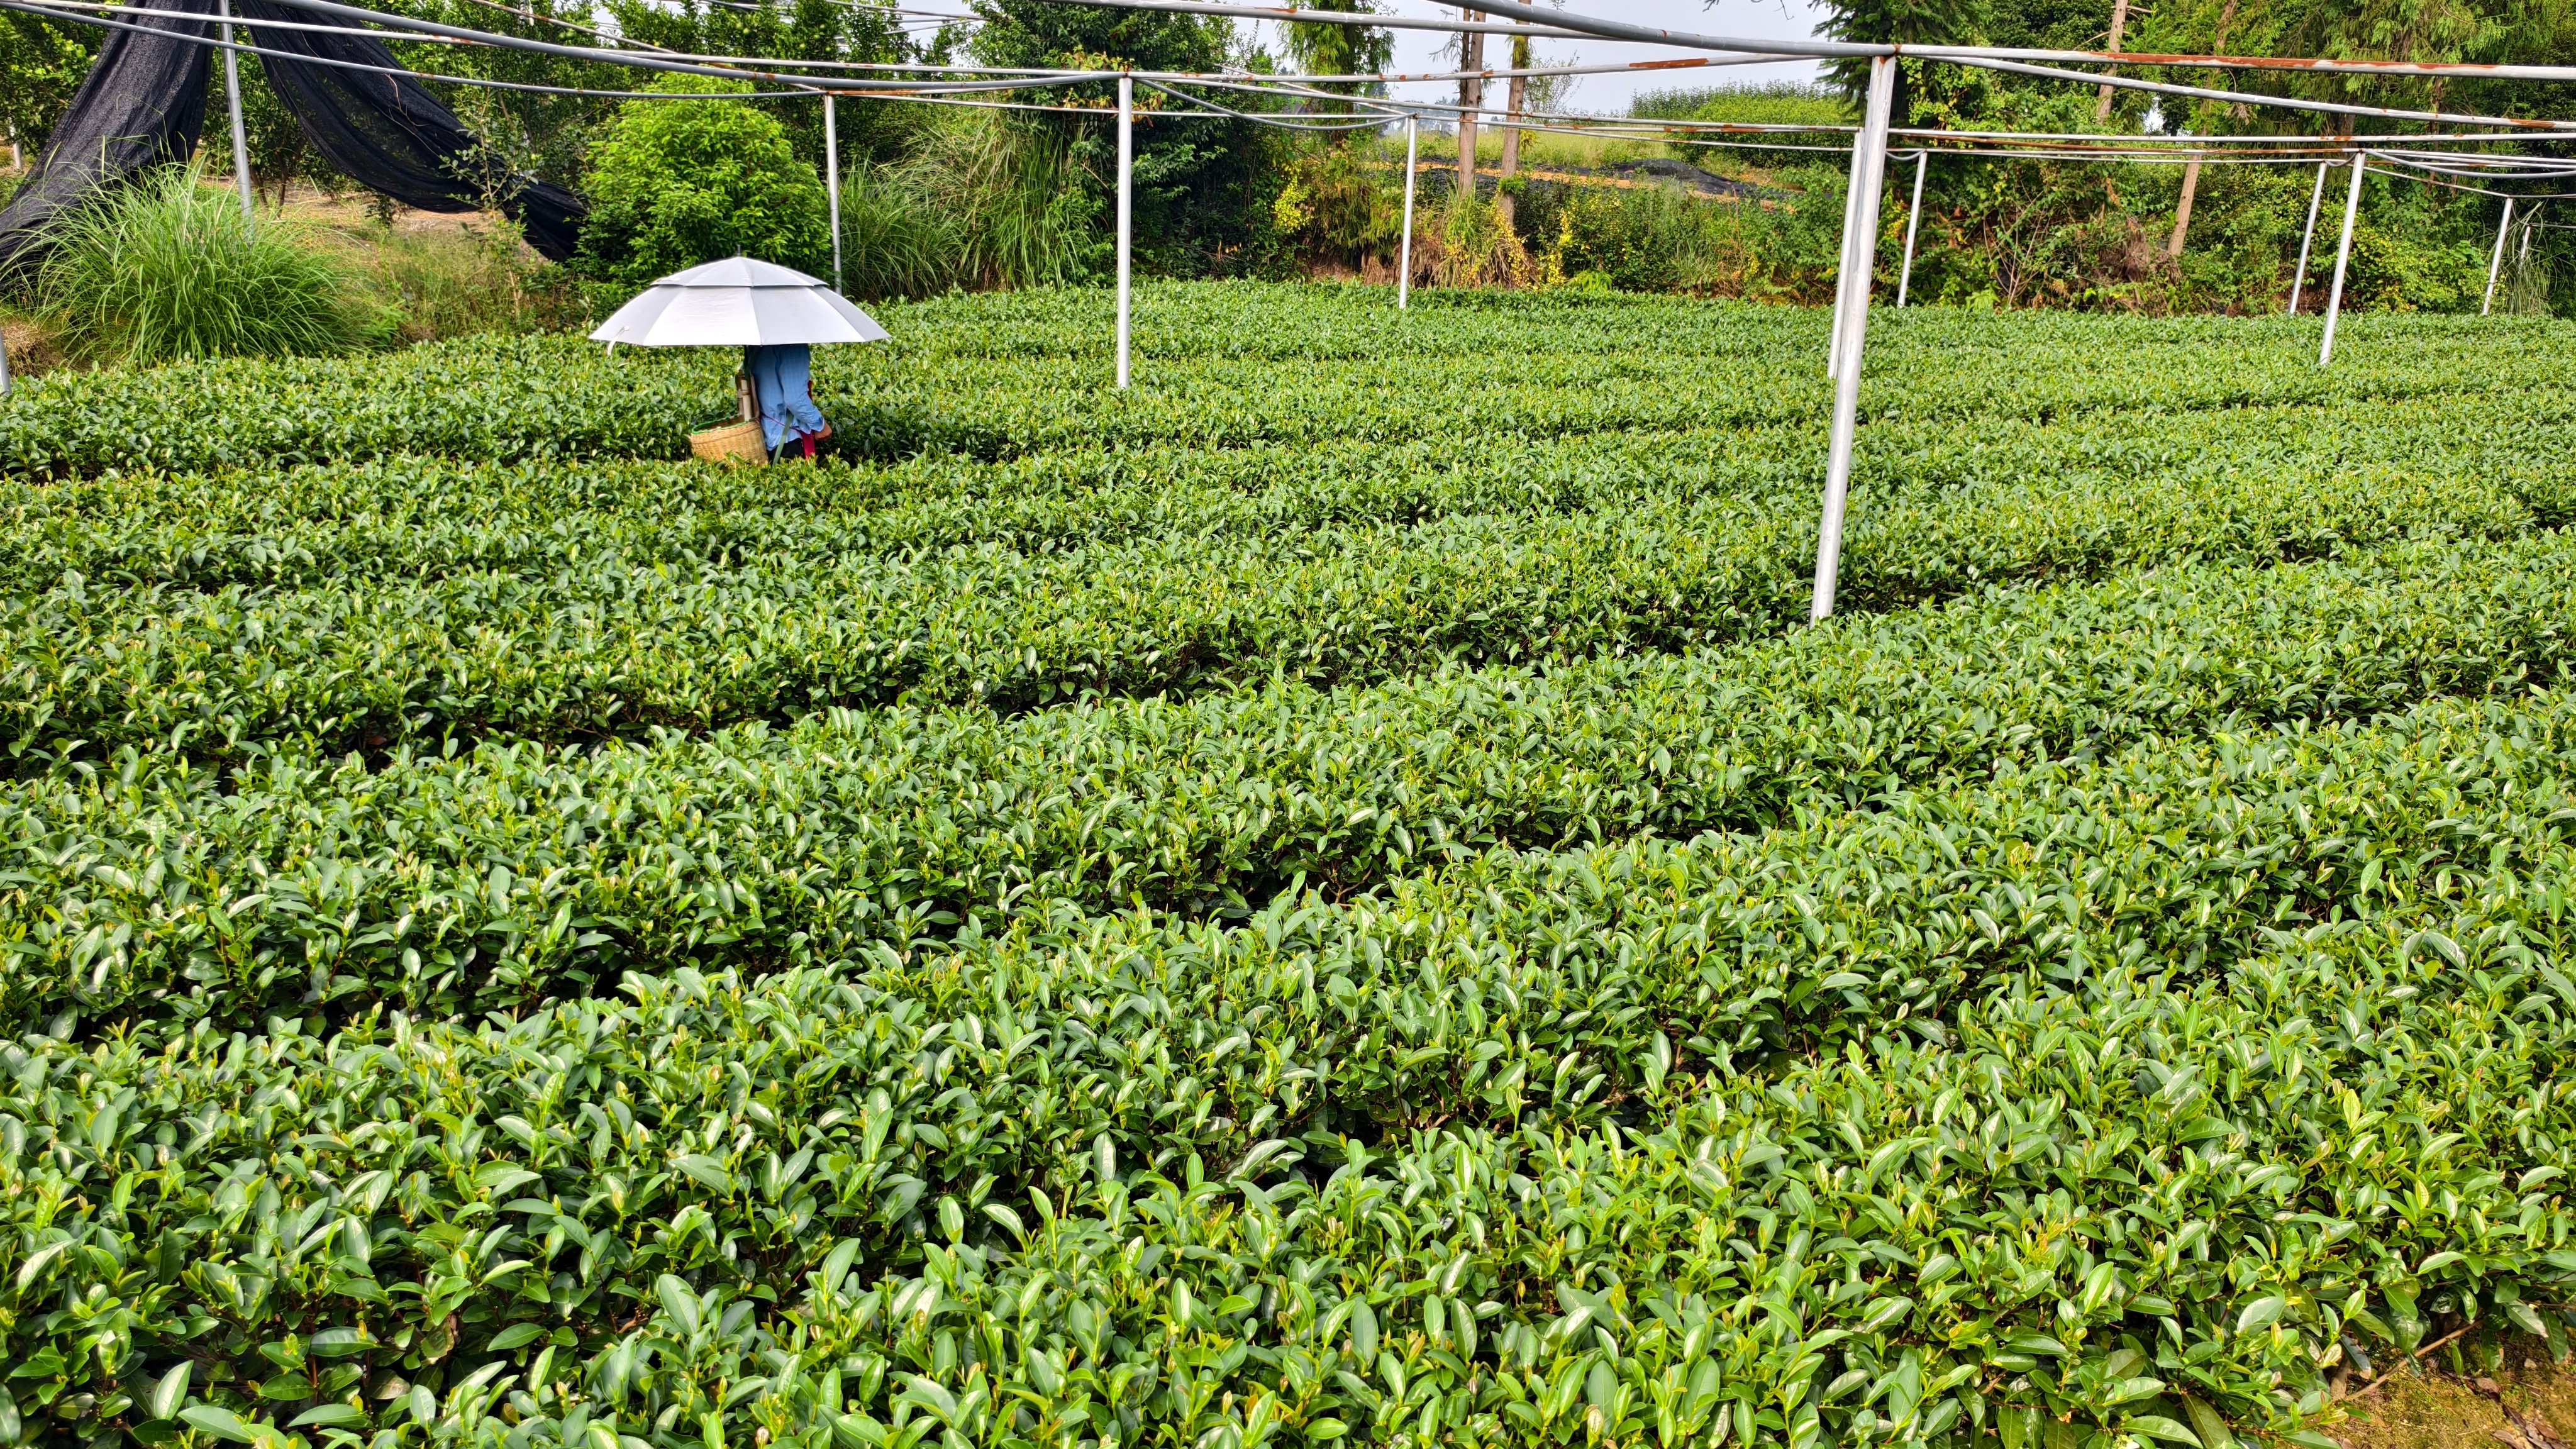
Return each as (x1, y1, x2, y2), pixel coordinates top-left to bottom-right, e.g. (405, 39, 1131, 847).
(967, 1, 1277, 277)
(1804, 0, 1994, 114)
(0, 12, 96, 164)
(1284, 0, 1391, 119)
(572, 76, 831, 287)
(1497, 30, 1529, 230)
(1457, 9, 1484, 201)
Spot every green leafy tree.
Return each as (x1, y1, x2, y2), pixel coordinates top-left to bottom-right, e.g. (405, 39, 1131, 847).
(0, 12, 95, 162)
(572, 75, 830, 287)
(967, 1, 1283, 277)
(1804, 0, 1994, 110)
(1284, 0, 1392, 118)
(602, 0, 919, 174)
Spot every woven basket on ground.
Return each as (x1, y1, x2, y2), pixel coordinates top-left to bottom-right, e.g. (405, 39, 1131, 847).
(689, 419, 768, 465)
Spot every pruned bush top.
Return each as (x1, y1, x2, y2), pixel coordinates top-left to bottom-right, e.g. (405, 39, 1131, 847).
(572, 76, 833, 288)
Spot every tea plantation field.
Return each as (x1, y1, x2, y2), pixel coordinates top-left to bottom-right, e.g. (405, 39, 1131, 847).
(3, 284, 2575, 1449)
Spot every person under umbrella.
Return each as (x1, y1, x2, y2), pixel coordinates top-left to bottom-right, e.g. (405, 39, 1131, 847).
(590, 256, 887, 464)
(745, 343, 833, 460)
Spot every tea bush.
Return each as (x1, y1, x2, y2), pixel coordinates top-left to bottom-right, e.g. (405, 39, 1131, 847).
(3, 285, 2575, 1449)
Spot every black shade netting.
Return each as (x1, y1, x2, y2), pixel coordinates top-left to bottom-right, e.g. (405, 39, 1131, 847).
(233, 0, 584, 260)
(0, 0, 583, 272)
(0, 0, 216, 274)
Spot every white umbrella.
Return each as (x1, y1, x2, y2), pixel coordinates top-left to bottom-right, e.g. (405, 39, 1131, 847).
(589, 257, 889, 348)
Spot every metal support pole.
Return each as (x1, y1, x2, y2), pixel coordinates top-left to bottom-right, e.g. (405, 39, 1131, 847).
(1398, 113, 1418, 310)
(1811, 54, 1897, 626)
(218, 0, 253, 221)
(1897, 150, 1926, 308)
(1116, 72, 1133, 391)
(2319, 152, 2365, 367)
(2287, 161, 2326, 314)
(824, 94, 842, 293)
(1825, 121, 1871, 379)
(0, 331, 11, 397)
(2484, 197, 2514, 315)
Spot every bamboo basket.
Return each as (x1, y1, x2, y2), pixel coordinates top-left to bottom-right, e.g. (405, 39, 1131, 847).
(689, 419, 768, 466)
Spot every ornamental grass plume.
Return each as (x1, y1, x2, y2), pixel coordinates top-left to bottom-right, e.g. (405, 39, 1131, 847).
(37, 162, 376, 365)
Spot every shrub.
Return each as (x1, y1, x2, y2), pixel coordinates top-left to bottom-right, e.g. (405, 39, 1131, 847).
(366, 214, 586, 341)
(572, 76, 831, 288)
(33, 164, 380, 365)
(1535, 184, 1707, 292)
(905, 108, 1102, 289)
(1270, 141, 1403, 270)
(832, 164, 961, 301)
(1629, 79, 1848, 126)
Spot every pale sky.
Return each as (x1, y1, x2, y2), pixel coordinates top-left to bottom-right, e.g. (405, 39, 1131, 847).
(1362, 1, 1833, 114)
(890, 2, 1839, 115)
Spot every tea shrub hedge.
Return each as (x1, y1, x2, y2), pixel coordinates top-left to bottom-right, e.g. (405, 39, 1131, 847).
(8, 533, 2576, 1030)
(2, 285, 2574, 1449)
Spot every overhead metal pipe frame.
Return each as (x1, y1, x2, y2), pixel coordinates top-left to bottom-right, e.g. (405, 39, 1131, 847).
(1397, 113, 1418, 311)
(2485, 198, 2515, 314)
(1813, 55, 1899, 625)
(2289, 160, 2329, 313)
(2319, 153, 2369, 365)
(1116, 71, 1133, 389)
(1897, 150, 1928, 308)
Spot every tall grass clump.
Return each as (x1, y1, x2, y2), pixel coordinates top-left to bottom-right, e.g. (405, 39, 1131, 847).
(37, 164, 377, 364)
(367, 215, 584, 341)
(912, 110, 1103, 289)
(834, 164, 963, 301)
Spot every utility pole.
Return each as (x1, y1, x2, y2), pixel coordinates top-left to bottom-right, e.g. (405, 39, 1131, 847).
(1457, 7, 1483, 206)
(1496, 30, 1528, 230)
(2168, 0, 2235, 258)
(2094, 0, 2129, 121)
(2168, 152, 2204, 257)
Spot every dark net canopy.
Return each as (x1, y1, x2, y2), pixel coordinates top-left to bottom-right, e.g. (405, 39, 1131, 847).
(0, 0, 216, 271)
(231, 0, 583, 259)
(0, 0, 583, 272)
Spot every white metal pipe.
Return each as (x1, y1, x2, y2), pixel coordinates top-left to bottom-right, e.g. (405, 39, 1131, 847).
(1826, 122, 1870, 378)
(60, 0, 2576, 94)
(824, 94, 842, 292)
(1897, 148, 1926, 307)
(2319, 152, 2366, 367)
(1398, 114, 1418, 309)
(1471, 0, 2576, 85)
(1812, 54, 1897, 626)
(0, 331, 10, 396)
(2484, 197, 2513, 314)
(1041, 0, 1592, 38)
(1116, 72, 1133, 390)
(219, 0, 253, 221)
(2288, 160, 2327, 313)
(1941, 50, 2568, 132)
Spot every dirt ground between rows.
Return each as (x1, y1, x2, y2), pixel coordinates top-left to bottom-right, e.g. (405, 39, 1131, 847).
(2334, 1360, 2576, 1449)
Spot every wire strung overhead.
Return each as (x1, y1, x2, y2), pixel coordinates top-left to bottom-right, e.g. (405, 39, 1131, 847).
(18, 0, 2576, 143)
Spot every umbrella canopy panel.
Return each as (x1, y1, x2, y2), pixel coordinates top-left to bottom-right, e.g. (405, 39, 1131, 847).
(590, 257, 890, 347)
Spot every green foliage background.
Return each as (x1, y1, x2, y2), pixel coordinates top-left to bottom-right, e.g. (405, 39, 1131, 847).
(570, 77, 832, 289)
